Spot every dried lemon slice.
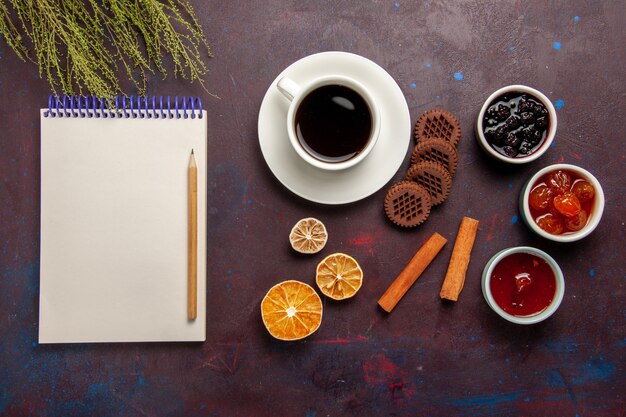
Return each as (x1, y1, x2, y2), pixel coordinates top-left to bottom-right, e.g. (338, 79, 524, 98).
(289, 217, 328, 254)
(316, 253, 363, 300)
(261, 280, 323, 341)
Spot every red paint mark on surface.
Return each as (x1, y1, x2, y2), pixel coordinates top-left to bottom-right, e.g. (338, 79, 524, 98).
(314, 335, 368, 344)
(389, 381, 404, 390)
(571, 152, 582, 160)
(362, 353, 418, 402)
(232, 343, 240, 372)
(316, 338, 351, 344)
(348, 232, 375, 246)
(556, 154, 565, 164)
(389, 381, 405, 399)
(362, 353, 399, 385)
(200, 343, 240, 374)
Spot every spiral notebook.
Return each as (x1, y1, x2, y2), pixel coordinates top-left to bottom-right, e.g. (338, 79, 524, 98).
(39, 95, 207, 343)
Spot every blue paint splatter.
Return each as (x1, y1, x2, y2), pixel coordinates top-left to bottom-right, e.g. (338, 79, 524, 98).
(247, 199, 252, 205)
(450, 391, 523, 407)
(574, 16, 580, 23)
(550, 141, 556, 147)
(86, 382, 108, 397)
(511, 215, 518, 224)
(555, 99, 565, 109)
(409, 83, 417, 89)
(588, 268, 595, 278)
(425, 63, 431, 69)
(553, 41, 562, 50)
(393, 2, 400, 10)
(223, 27, 229, 33)
(571, 356, 616, 385)
(305, 411, 317, 417)
(435, 95, 441, 99)
(200, 404, 206, 410)
(470, 335, 477, 341)
(544, 338, 579, 356)
(454, 72, 464, 80)
(31, 341, 37, 347)
(508, 46, 514, 52)
(507, 183, 513, 189)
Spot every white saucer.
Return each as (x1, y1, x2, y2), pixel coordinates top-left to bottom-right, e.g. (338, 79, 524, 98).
(258, 51, 411, 204)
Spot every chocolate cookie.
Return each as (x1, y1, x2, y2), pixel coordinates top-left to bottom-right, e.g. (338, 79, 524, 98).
(414, 109, 461, 147)
(410, 137, 459, 176)
(406, 161, 453, 206)
(384, 181, 432, 228)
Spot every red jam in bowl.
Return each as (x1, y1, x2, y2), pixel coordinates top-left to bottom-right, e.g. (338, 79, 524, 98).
(528, 169, 596, 235)
(490, 252, 556, 317)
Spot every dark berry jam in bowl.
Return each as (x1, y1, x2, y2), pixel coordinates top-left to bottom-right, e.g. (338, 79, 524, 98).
(476, 85, 557, 164)
(520, 164, 605, 242)
(482, 247, 565, 325)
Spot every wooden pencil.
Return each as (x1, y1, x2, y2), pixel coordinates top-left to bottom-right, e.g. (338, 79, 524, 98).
(188, 149, 198, 320)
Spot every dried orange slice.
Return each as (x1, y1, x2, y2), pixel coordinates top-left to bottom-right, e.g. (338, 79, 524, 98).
(316, 253, 363, 300)
(289, 217, 328, 254)
(261, 280, 323, 341)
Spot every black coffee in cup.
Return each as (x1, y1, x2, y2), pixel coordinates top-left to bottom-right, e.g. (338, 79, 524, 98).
(294, 84, 372, 163)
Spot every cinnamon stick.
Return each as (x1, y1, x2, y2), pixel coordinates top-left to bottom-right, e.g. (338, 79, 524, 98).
(439, 217, 479, 302)
(378, 233, 447, 313)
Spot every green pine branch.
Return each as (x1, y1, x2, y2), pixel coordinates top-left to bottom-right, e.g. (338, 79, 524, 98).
(0, 0, 213, 97)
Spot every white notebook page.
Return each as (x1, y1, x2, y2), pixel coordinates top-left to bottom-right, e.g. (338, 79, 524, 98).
(39, 109, 207, 343)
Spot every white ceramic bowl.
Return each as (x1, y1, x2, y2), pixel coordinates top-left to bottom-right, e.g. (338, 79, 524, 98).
(482, 246, 565, 325)
(520, 163, 605, 242)
(475, 85, 557, 164)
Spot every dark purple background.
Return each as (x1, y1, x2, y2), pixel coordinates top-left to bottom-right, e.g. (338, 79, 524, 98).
(1, 1, 624, 416)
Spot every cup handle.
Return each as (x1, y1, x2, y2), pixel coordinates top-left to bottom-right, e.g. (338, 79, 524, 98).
(277, 77, 301, 102)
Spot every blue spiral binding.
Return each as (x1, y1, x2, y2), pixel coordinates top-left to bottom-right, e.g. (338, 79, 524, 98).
(44, 94, 204, 119)
(136, 96, 143, 118)
(174, 95, 180, 119)
(91, 96, 99, 118)
(114, 96, 119, 118)
(69, 96, 76, 117)
(179, 96, 187, 118)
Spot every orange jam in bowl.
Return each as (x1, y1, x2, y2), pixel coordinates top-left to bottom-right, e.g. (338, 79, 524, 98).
(520, 164, 605, 242)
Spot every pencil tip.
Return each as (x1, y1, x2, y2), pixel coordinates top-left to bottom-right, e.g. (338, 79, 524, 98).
(191, 149, 194, 154)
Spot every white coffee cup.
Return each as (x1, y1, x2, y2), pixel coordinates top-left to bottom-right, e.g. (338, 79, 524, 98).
(277, 75, 381, 171)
